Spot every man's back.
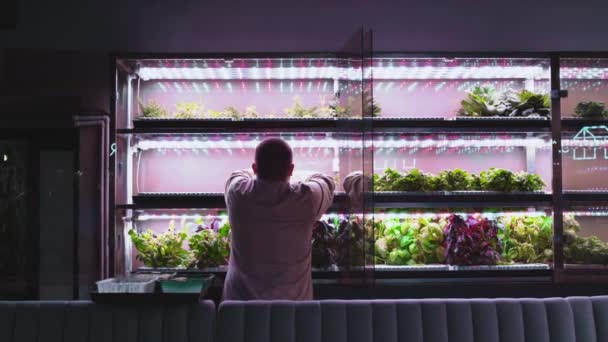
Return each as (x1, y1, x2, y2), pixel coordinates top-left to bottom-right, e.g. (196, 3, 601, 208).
(223, 170, 335, 300)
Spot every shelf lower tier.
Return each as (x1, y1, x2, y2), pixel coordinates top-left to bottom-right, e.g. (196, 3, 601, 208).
(136, 264, 552, 281)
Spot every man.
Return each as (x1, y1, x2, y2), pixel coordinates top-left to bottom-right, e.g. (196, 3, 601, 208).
(223, 138, 363, 300)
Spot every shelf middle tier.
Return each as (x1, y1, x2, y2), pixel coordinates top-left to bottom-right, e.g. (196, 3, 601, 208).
(121, 117, 553, 133)
(123, 192, 351, 210)
(121, 191, 553, 209)
(370, 191, 553, 208)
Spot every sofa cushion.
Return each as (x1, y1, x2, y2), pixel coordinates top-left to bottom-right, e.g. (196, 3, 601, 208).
(0, 300, 215, 342)
(218, 296, 608, 342)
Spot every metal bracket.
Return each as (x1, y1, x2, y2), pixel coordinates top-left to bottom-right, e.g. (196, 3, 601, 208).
(551, 89, 568, 99)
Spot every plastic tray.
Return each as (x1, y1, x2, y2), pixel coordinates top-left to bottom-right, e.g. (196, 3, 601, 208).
(96, 274, 159, 293)
(159, 275, 215, 294)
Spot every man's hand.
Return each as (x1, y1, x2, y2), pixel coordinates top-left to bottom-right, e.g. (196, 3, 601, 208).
(343, 171, 371, 208)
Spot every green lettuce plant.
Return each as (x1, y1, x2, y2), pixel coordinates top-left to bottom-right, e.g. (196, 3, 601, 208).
(574, 101, 608, 118)
(188, 221, 231, 269)
(505, 89, 550, 117)
(128, 220, 189, 268)
(458, 86, 550, 118)
(458, 86, 508, 117)
(499, 215, 553, 263)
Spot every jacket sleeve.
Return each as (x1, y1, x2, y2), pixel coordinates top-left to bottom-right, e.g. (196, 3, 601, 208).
(343, 171, 370, 208)
(303, 173, 335, 220)
(225, 169, 254, 205)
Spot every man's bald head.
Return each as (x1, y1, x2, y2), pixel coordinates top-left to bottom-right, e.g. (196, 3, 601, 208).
(253, 138, 294, 181)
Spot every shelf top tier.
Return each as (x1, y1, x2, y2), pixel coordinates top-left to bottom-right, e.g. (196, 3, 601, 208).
(124, 57, 362, 81)
(121, 57, 551, 81)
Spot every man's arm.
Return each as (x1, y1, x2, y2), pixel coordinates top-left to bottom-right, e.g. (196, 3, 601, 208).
(303, 173, 335, 220)
(225, 169, 254, 205)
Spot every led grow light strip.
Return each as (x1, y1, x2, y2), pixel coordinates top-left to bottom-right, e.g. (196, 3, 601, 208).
(135, 138, 550, 150)
(135, 213, 351, 221)
(135, 211, 548, 221)
(373, 211, 548, 220)
(561, 67, 608, 80)
(562, 140, 608, 148)
(138, 66, 361, 81)
(137, 66, 547, 81)
(567, 211, 608, 217)
(372, 66, 547, 80)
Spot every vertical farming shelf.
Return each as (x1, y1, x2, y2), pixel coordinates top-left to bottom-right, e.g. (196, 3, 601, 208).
(111, 53, 608, 288)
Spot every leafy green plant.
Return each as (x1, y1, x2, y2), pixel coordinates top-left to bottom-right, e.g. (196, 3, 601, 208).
(374, 216, 445, 265)
(561, 214, 608, 264)
(479, 168, 517, 192)
(499, 215, 553, 263)
(138, 98, 168, 118)
(394, 168, 431, 191)
(329, 96, 358, 118)
(128, 221, 189, 268)
(574, 101, 608, 118)
(565, 236, 608, 264)
(458, 86, 550, 118)
(505, 89, 550, 117)
(373, 168, 403, 191)
(243, 105, 259, 118)
(363, 91, 381, 117)
(285, 96, 318, 118)
(374, 168, 544, 192)
(458, 86, 508, 117)
(222, 106, 241, 119)
(188, 220, 230, 269)
(174, 101, 203, 119)
(514, 172, 545, 192)
(432, 169, 473, 191)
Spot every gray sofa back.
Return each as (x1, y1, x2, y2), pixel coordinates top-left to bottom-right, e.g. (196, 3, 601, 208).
(218, 296, 608, 342)
(0, 301, 215, 342)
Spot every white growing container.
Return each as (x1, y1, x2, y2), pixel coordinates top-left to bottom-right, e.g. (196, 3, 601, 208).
(96, 274, 159, 293)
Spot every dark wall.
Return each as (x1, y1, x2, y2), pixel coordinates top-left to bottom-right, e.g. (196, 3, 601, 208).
(0, 0, 608, 52)
(1, 1, 607, 299)
(1, 0, 608, 113)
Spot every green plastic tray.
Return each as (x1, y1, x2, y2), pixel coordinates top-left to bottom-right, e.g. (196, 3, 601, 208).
(159, 275, 215, 294)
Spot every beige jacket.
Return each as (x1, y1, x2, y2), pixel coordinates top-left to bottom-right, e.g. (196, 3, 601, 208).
(223, 170, 335, 300)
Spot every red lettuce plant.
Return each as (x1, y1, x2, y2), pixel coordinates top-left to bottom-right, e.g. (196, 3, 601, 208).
(443, 215, 502, 265)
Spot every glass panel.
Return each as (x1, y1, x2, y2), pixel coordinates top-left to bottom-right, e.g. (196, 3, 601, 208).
(128, 209, 363, 274)
(125, 132, 362, 195)
(560, 58, 608, 119)
(372, 131, 553, 193)
(120, 58, 361, 122)
(562, 130, 608, 191)
(560, 58, 608, 192)
(373, 207, 553, 270)
(563, 204, 608, 269)
(370, 54, 553, 276)
(115, 55, 367, 277)
(372, 57, 550, 119)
